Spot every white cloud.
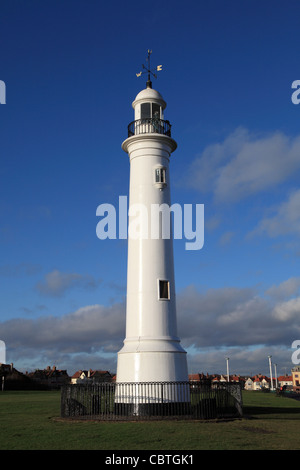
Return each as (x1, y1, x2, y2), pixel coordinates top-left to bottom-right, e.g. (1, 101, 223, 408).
(176, 284, 299, 350)
(35, 269, 101, 297)
(253, 189, 300, 238)
(2, 281, 300, 375)
(272, 297, 300, 323)
(1, 302, 125, 357)
(266, 277, 300, 300)
(186, 345, 292, 377)
(186, 128, 300, 203)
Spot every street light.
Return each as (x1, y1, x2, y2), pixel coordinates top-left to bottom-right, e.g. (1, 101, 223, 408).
(268, 355, 274, 391)
(274, 363, 278, 389)
(225, 357, 230, 382)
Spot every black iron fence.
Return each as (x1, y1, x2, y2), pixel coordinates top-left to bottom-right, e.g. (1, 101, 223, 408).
(128, 118, 172, 138)
(61, 381, 243, 421)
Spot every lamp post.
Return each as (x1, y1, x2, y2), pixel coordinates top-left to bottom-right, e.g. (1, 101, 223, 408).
(268, 355, 274, 391)
(274, 363, 278, 389)
(225, 357, 230, 382)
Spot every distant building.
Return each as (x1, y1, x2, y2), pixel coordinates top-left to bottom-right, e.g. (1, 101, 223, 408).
(210, 374, 245, 387)
(188, 373, 245, 388)
(292, 366, 300, 391)
(0, 363, 14, 375)
(277, 375, 293, 388)
(244, 375, 272, 391)
(27, 365, 69, 388)
(188, 373, 211, 385)
(244, 377, 254, 390)
(71, 369, 112, 384)
(1, 363, 33, 390)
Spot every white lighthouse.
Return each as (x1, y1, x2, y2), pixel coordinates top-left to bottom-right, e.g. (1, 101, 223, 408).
(116, 53, 188, 412)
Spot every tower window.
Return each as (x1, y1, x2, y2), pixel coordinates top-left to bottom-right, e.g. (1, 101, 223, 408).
(155, 167, 166, 184)
(159, 280, 170, 300)
(141, 103, 151, 119)
(140, 102, 161, 119)
(152, 103, 160, 118)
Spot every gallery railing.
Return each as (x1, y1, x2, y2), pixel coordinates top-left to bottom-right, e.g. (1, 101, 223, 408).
(61, 381, 243, 421)
(127, 118, 172, 137)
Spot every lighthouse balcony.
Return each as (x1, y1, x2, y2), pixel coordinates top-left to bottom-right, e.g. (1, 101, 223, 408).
(128, 118, 172, 138)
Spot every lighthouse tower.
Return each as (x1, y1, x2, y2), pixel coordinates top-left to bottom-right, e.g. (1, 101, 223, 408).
(116, 53, 188, 411)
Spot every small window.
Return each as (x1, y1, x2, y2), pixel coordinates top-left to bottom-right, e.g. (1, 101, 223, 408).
(155, 167, 166, 184)
(141, 102, 161, 120)
(152, 103, 160, 119)
(159, 280, 170, 300)
(141, 103, 151, 119)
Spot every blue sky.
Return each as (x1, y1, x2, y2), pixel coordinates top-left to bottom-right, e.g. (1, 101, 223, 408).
(1, 0, 300, 377)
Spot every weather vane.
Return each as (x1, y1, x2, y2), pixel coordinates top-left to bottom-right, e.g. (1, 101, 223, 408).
(136, 50, 162, 88)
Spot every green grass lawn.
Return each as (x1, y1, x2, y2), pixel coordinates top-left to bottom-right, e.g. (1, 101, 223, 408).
(1, 389, 300, 450)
